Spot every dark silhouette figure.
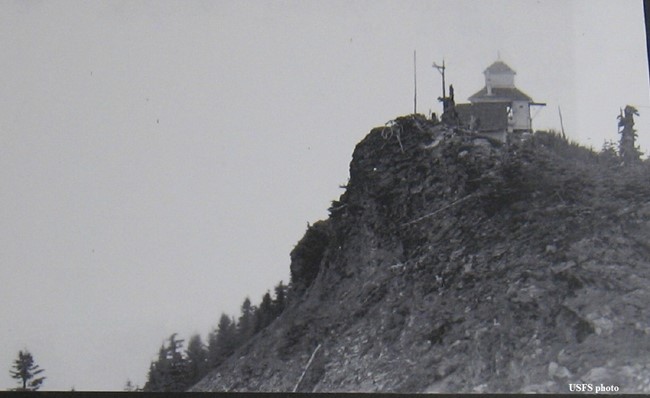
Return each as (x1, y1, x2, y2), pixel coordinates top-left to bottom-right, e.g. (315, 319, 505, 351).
(439, 84, 459, 126)
(618, 105, 641, 164)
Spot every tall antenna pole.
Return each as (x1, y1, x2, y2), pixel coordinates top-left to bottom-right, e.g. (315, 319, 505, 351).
(442, 59, 446, 99)
(413, 50, 417, 114)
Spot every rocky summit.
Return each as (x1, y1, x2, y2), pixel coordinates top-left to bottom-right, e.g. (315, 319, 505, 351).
(191, 114, 650, 393)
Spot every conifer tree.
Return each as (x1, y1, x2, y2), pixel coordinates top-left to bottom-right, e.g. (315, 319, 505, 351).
(185, 334, 208, 386)
(254, 291, 274, 333)
(273, 281, 287, 317)
(144, 344, 170, 391)
(10, 350, 45, 391)
(237, 297, 256, 344)
(207, 314, 238, 368)
(167, 334, 188, 391)
(601, 139, 619, 163)
(124, 379, 140, 392)
(144, 334, 189, 392)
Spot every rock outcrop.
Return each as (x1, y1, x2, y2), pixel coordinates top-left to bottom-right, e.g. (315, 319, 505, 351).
(191, 114, 650, 393)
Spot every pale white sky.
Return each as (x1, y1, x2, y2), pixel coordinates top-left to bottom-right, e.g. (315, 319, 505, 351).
(1, 0, 648, 391)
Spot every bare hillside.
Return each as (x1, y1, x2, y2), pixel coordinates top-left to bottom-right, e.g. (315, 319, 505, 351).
(191, 115, 650, 393)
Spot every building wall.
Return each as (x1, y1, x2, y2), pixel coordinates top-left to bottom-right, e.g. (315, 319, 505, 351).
(511, 100, 531, 131)
(486, 72, 515, 88)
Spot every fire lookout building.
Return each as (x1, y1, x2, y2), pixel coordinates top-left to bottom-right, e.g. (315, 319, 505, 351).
(456, 60, 545, 141)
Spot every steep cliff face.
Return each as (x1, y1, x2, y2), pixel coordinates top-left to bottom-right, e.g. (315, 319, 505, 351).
(192, 115, 650, 393)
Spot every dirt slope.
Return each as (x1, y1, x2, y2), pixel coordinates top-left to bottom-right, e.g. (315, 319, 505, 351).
(191, 115, 650, 393)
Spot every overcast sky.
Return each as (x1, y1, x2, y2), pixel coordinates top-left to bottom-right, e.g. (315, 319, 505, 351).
(1, 0, 648, 391)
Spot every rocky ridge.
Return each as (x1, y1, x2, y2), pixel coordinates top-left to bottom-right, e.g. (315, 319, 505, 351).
(191, 114, 650, 393)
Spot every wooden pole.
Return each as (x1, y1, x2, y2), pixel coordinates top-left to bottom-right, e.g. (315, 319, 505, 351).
(558, 106, 566, 139)
(413, 50, 417, 114)
(442, 59, 446, 99)
(433, 59, 446, 108)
